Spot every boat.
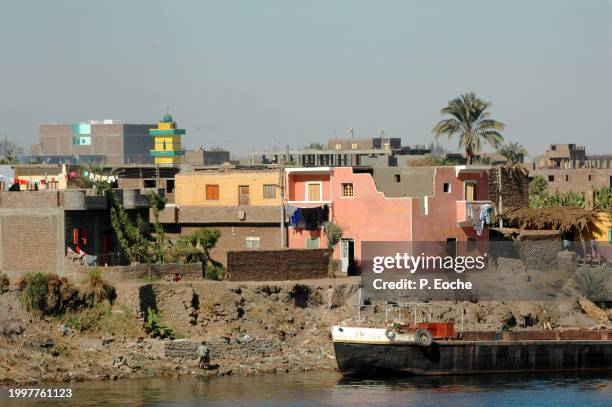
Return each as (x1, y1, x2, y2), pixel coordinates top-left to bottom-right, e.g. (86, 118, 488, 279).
(332, 305, 612, 376)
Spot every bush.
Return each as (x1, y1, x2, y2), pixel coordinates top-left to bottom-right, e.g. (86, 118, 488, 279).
(0, 272, 9, 293)
(574, 266, 610, 301)
(80, 268, 116, 306)
(19, 272, 54, 313)
(18, 270, 116, 316)
(205, 264, 225, 281)
(144, 307, 175, 339)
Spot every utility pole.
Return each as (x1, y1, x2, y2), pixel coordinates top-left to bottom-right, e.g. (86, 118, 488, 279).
(279, 147, 287, 248)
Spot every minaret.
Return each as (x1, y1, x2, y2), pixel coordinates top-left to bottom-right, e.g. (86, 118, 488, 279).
(150, 113, 185, 165)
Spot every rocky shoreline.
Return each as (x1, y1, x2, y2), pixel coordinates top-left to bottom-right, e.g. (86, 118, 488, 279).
(1, 276, 610, 385)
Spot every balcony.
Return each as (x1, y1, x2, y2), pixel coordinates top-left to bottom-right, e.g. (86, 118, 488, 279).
(456, 200, 493, 228)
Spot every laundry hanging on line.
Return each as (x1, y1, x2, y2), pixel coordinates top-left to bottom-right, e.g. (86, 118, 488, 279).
(288, 205, 329, 230)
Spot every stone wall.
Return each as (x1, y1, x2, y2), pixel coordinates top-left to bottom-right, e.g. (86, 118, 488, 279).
(164, 337, 279, 360)
(68, 262, 204, 282)
(227, 249, 328, 281)
(0, 191, 61, 209)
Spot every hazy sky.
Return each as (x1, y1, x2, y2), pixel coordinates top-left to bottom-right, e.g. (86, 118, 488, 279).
(1, 0, 610, 157)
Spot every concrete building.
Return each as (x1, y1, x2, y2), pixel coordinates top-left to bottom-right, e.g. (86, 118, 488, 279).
(183, 148, 231, 166)
(159, 168, 284, 266)
(285, 166, 491, 273)
(252, 136, 429, 168)
(530, 168, 612, 193)
(31, 120, 156, 164)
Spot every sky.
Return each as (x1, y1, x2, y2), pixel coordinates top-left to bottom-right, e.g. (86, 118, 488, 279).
(1, 0, 610, 158)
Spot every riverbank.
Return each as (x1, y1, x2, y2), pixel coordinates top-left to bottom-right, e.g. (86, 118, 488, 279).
(0, 275, 609, 385)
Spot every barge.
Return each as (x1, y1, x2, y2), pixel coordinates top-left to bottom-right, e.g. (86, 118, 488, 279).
(333, 326, 612, 376)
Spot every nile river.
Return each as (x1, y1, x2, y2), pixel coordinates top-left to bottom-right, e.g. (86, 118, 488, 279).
(4, 371, 612, 406)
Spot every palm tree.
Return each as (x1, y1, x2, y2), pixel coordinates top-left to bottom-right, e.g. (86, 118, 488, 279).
(498, 142, 528, 164)
(433, 93, 505, 165)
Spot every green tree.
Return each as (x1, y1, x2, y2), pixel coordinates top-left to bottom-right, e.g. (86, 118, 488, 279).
(324, 222, 343, 278)
(433, 93, 505, 165)
(175, 228, 222, 277)
(498, 142, 528, 164)
(305, 142, 324, 150)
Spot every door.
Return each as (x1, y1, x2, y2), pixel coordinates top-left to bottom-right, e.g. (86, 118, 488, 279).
(465, 182, 476, 201)
(307, 183, 321, 201)
(340, 238, 354, 273)
(238, 185, 250, 205)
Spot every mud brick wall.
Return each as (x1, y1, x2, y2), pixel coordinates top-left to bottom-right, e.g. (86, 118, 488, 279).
(515, 235, 562, 269)
(488, 166, 530, 211)
(227, 249, 328, 281)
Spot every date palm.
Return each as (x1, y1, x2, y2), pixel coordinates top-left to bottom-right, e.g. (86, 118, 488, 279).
(498, 142, 528, 164)
(433, 93, 505, 165)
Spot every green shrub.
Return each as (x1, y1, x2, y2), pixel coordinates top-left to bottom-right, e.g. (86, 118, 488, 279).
(19, 272, 52, 313)
(0, 272, 9, 293)
(205, 264, 225, 281)
(574, 265, 610, 301)
(144, 307, 175, 339)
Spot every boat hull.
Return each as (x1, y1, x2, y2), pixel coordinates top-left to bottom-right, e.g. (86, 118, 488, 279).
(334, 340, 612, 376)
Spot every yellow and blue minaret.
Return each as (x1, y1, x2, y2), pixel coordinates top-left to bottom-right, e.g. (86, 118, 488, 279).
(150, 114, 185, 165)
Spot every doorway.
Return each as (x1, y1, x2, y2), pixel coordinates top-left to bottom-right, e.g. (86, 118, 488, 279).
(446, 238, 457, 257)
(464, 182, 476, 201)
(340, 238, 355, 274)
(238, 185, 250, 205)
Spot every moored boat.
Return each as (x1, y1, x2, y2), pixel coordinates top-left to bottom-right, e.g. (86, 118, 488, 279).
(333, 325, 612, 376)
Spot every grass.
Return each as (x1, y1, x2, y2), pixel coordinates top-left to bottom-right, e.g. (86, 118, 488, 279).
(19, 272, 53, 313)
(81, 268, 116, 305)
(574, 265, 610, 301)
(59, 301, 144, 338)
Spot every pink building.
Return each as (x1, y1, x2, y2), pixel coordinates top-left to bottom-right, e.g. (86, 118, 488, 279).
(285, 166, 491, 274)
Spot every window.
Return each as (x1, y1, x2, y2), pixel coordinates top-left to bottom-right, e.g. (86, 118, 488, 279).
(420, 196, 428, 215)
(443, 182, 451, 193)
(246, 236, 260, 249)
(306, 182, 321, 201)
(263, 184, 276, 199)
(144, 180, 156, 188)
(394, 174, 401, 183)
(341, 183, 354, 198)
(306, 237, 320, 249)
(565, 175, 569, 181)
(335, 143, 342, 150)
(609, 227, 612, 243)
(166, 180, 175, 193)
(467, 237, 477, 252)
(551, 145, 557, 150)
(588, 175, 592, 181)
(383, 143, 390, 150)
(548, 175, 555, 182)
(206, 184, 219, 200)
(351, 143, 358, 150)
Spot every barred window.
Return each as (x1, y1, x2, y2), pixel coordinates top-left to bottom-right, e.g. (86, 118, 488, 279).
(341, 183, 354, 198)
(263, 184, 276, 199)
(246, 236, 260, 249)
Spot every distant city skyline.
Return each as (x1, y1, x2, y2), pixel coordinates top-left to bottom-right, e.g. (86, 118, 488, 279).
(1, 0, 610, 158)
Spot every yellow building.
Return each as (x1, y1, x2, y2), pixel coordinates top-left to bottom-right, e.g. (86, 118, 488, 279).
(175, 170, 282, 206)
(588, 211, 612, 242)
(150, 114, 185, 165)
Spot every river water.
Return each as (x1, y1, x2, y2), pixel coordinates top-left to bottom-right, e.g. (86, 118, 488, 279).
(5, 371, 612, 406)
